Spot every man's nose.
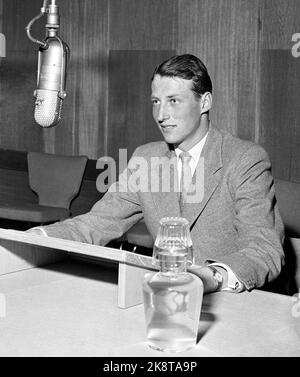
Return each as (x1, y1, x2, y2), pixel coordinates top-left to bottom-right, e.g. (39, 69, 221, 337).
(157, 103, 170, 123)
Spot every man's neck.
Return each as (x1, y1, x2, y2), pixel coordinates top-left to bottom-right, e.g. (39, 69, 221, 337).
(175, 117, 210, 151)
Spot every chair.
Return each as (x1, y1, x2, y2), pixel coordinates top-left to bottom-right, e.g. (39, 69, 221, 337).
(0, 152, 88, 224)
(283, 237, 300, 294)
(274, 178, 300, 294)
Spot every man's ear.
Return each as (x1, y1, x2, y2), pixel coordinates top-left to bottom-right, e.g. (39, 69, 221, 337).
(200, 92, 212, 115)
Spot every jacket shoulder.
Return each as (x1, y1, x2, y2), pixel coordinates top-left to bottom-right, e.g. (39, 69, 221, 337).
(220, 129, 269, 165)
(133, 141, 169, 157)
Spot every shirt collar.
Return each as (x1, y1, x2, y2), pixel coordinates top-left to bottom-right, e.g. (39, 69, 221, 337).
(175, 132, 208, 163)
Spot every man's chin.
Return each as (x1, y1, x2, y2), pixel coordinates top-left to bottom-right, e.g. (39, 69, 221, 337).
(161, 135, 180, 145)
(164, 139, 177, 146)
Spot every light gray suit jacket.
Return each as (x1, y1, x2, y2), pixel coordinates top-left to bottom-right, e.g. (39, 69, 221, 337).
(43, 125, 285, 290)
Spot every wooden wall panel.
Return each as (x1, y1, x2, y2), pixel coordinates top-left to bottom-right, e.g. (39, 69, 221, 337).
(0, 0, 3, 121)
(2, 0, 42, 52)
(177, 0, 260, 141)
(0, 0, 299, 185)
(258, 54, 300, 183)
(0, 0, 2, 32)
(0, 169, 35, 204)
(108, 50, 174, 163)
(109, 0, 177, 50)
(0, 0, 108, 159)
(0, 0, 44, 152)
(258, 0, 300, 182)
(42, 0, 108, 159)
(260, 0, 300, 50)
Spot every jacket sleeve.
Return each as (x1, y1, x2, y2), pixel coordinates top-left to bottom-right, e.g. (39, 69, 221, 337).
(216, 145, 285, 290)
(38, 154, 144, 245)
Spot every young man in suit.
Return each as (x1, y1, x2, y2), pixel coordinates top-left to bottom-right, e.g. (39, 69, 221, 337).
(29, 54, 285, 294)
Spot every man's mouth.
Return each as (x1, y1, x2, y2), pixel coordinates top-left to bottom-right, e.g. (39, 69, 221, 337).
(160, 124, 176, 130)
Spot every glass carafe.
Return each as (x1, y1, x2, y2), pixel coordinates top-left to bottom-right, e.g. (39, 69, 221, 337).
(142, 217, 203, 352)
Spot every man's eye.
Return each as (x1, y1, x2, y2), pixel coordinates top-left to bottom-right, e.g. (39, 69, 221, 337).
(170, 99, 178, 104)
(152, 99, 159, 105)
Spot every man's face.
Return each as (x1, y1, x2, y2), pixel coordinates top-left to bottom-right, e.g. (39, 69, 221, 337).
(151, 74, 203, 150)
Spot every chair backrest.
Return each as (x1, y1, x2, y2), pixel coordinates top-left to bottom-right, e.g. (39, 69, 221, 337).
(27, 152, 88, 209)
(290, 238, 300, 292)
(274, 178, 300, 294)
(279, 237, 300, 294)
(274, 178, 300, 237)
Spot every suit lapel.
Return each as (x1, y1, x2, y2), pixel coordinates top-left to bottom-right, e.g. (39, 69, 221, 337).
(151, 148, 181, 219)
(181, 125, 223, 229)
(150, 126, 223, 225)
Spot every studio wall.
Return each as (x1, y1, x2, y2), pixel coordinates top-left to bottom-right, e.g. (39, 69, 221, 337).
(0, 0, 299, 182)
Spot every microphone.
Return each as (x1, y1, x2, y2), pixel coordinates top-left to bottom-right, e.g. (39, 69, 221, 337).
(26, 1, 69, 128)
(34, 36, 69, 127)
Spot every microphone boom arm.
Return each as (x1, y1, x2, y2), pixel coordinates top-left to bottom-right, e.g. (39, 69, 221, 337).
(25, 0, 49, 48)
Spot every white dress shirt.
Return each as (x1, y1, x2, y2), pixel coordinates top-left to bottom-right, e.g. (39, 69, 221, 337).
(174, 133, 208, 187)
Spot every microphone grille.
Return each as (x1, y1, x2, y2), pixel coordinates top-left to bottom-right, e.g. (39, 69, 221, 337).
(34, 89, 63, 128)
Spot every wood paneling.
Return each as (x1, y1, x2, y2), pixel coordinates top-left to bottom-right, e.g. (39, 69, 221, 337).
(2, 0, 42, 52)
(0, 0, 299, 183)
(259, 50, 300, 182)
(177, 0, 260, 140)
(258, 0, 300, 182)
(42, 0, 109, 158)
(0, 148, 28, 171)
(0, 51, 44, 151)
(0, 0, 108, 159)
(260, 0, 300, 50)
(0, 0, 44, 152)
(0, 1, 2, 32)
(109, 0, 177, 50)
(108, 50, 174, 163)
(0, 169, 35, 203)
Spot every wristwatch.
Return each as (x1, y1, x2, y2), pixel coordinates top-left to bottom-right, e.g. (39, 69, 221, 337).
(207, 265, 223, 291)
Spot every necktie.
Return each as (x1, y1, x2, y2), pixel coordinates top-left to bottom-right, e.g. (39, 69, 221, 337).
(179, 151, 192, 211)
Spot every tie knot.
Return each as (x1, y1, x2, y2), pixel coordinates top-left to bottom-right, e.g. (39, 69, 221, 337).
(179, 151, 192, 163)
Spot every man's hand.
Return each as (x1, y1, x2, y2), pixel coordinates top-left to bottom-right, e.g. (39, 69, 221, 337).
(189, 265, 228, 294)
(26, 228, 46, 236)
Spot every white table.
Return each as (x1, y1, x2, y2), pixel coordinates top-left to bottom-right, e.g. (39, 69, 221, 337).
(0, 259, 299, 357)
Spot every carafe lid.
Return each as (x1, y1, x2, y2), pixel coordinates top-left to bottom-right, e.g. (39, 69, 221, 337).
(153, 217, 194, 267)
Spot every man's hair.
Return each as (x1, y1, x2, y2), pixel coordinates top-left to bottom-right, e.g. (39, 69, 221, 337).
(152, 54, 212, 98)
